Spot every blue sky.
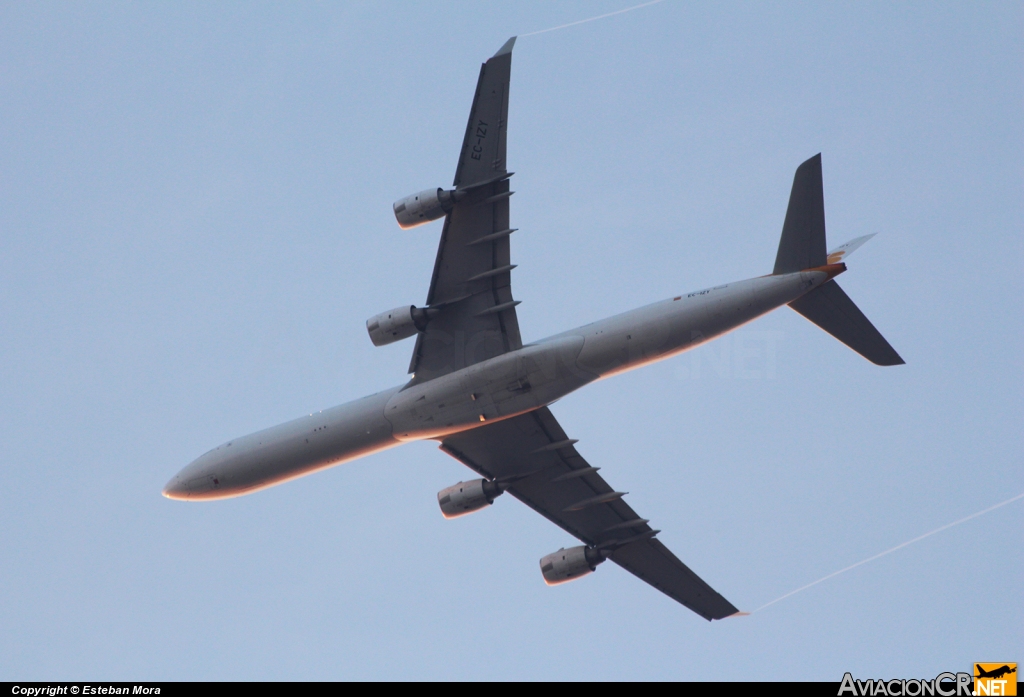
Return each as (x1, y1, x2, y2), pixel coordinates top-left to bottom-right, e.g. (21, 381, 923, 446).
(1, 1, 1020, 680)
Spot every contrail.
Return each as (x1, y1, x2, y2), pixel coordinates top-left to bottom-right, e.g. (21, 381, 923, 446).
(752, 491, 1024, 614)
(520, 0, 668, 38)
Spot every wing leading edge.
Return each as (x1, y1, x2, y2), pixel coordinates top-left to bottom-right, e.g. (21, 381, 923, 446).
(409, 37, 523, 383)
(440, 407, 740, 621)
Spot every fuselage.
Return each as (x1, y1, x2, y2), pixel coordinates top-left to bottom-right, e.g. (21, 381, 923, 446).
(163, 266, 841, 500)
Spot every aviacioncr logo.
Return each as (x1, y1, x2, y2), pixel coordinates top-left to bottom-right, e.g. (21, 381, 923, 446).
(838, 672, 974, 697)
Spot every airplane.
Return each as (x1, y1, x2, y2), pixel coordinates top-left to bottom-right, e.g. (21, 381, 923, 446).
(163, 37, 903, 621)
(976, 666, 1017, 680)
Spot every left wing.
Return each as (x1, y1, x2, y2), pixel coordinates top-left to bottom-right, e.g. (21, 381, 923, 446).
(409, 37, 523, 384)
(440, 407, 740, 621)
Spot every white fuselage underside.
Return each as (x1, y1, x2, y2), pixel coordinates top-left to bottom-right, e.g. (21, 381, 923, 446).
(163, 269, 827, 500)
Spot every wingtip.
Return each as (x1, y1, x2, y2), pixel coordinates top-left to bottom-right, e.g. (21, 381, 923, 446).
(725, 611, 751, 618)
(797, 152, 822, 171)
(873, 353, 906, 366)
(493, 36, 517, 57)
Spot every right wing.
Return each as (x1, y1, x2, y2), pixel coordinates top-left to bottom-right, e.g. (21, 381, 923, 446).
(440, 406, 740, 621)
(408, 37, 524, 384)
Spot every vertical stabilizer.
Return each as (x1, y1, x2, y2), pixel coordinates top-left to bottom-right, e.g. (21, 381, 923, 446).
(774, 154, 827, 274)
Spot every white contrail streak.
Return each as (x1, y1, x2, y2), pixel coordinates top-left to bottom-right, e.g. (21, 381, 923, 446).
(752, 491, 1024, 614)
(520, 0, 667, 38)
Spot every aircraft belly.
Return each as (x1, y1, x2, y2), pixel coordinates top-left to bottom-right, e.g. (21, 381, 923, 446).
(575, 296, 712, 377)
(167, 387, 402, 499)
(167, 274, 831, 500)
(385, 335, 588, 441)
(695, 273, 820, 337)
(574, 274, 820, 378)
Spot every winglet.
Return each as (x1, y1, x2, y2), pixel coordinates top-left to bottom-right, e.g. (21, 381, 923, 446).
(493, 36, 517, 58)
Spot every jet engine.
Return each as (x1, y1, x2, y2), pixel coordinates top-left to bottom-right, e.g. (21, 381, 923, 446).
(393, 188, 466, 229)
(539, 546, 606, 585)
(366, 305, 437, 346)
(437, 479, 506, 519)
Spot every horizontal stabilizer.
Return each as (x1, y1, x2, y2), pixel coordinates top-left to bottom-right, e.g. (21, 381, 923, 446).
(789, 281, 904, 366)
(827, 234, 875, 264)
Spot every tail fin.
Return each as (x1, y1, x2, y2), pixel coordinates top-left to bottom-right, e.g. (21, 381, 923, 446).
(774, 154, 826, 274)
(774, 155, 905, 366)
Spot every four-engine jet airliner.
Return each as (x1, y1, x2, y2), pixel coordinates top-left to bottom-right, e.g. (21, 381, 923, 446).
(163, 37, 903, 621)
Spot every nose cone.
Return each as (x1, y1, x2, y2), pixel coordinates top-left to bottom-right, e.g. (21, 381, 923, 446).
(162, 457, 225, 501)
(162, 475, 189, 500)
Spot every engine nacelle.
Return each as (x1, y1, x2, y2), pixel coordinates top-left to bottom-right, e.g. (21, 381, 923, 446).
(437, 479, 505, 519)
(539, 546, 606, 585)
(366, 305, 436, 346)
(393, 188, 464, 229)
